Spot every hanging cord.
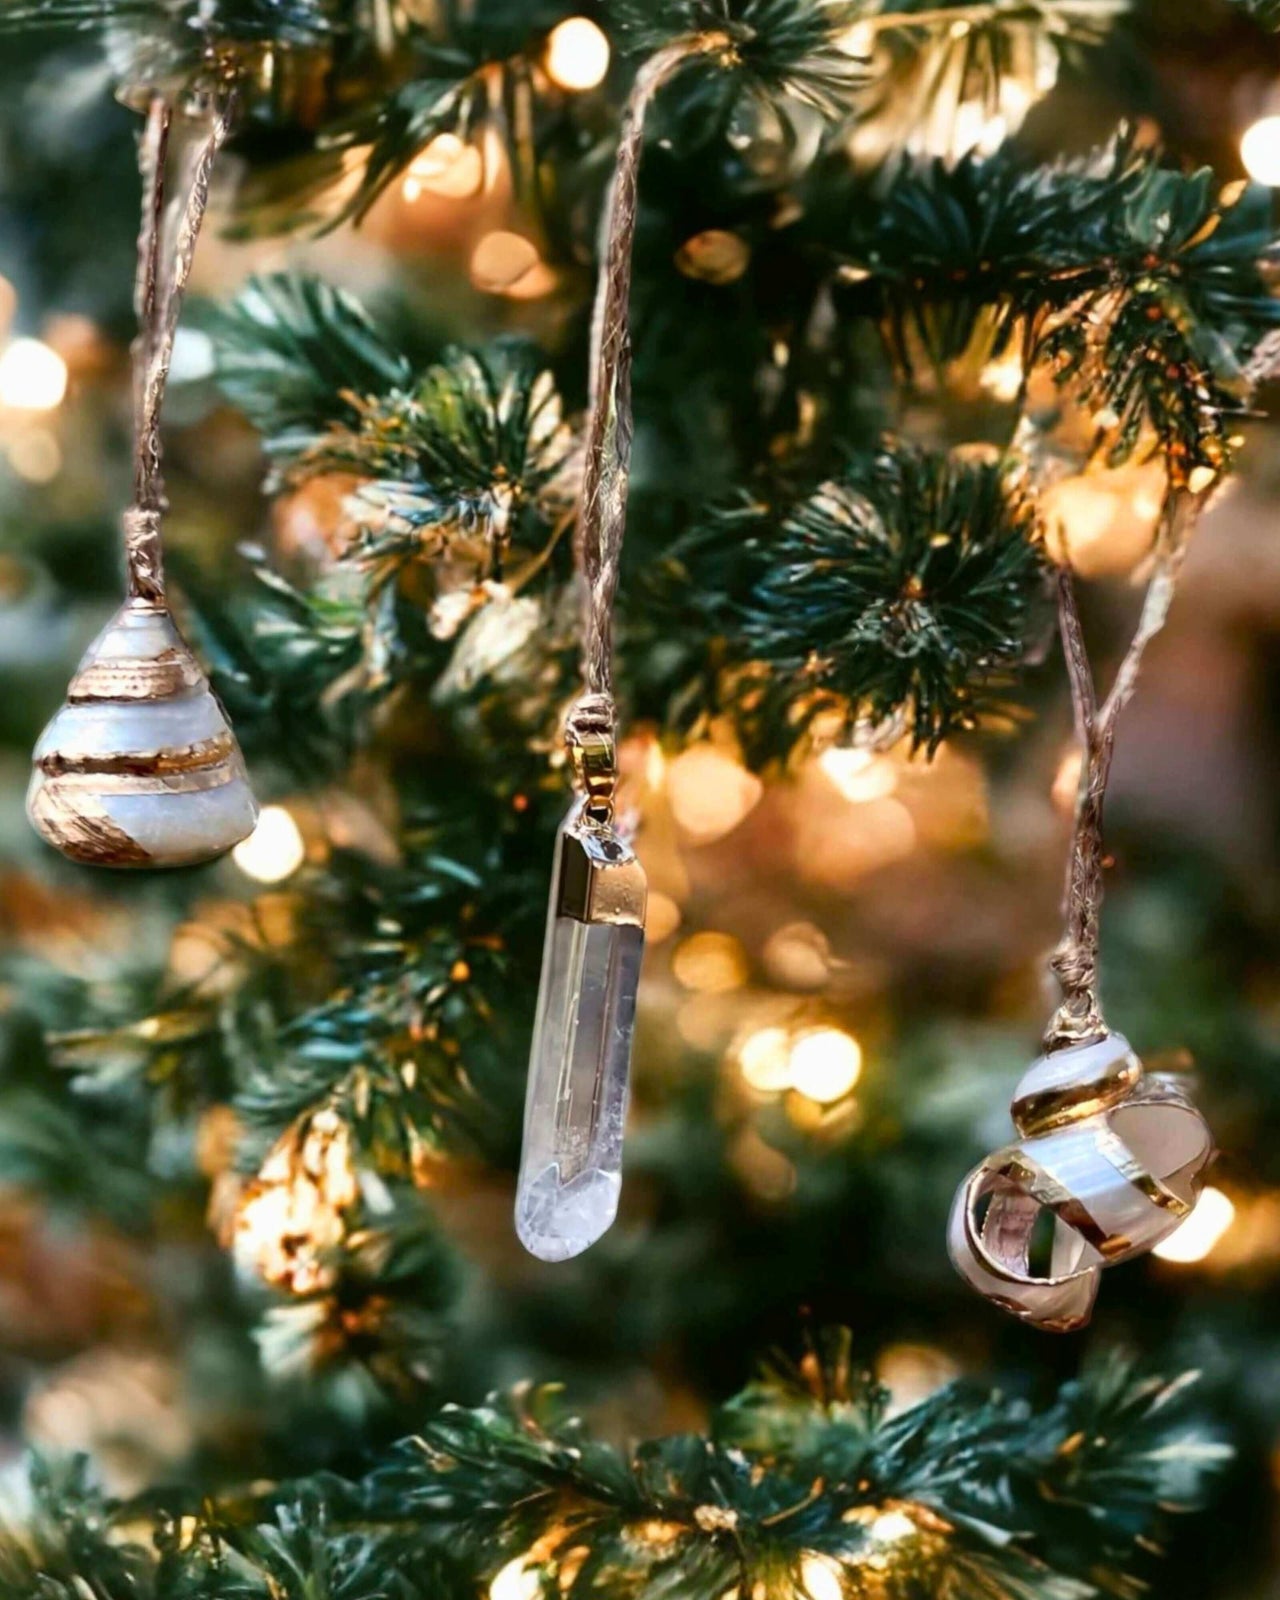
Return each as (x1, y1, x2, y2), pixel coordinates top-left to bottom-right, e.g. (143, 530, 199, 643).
(1044, 486, 1210, 1050)
(125, 82, 234, 605)
(564, 31, 732, 818)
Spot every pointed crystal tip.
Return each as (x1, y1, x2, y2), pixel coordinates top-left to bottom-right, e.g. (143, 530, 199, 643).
(515, 1163, 622, 1263)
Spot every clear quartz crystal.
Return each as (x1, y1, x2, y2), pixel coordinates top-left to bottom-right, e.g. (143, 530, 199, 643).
(516, 802, 646, 1262)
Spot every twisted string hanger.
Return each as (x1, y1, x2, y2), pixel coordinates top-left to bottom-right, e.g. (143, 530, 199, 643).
(563, 31, 732, 815)
(125, 81, 234, 605)
(1045, 485, 1212, 1050)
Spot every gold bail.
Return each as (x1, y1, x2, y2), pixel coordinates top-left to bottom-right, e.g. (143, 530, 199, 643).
(565, 695, 616, 822)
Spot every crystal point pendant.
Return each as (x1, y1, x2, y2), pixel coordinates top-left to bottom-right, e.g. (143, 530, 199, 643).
(516, 800, 647, 1262)
(27, 598, 258, 868)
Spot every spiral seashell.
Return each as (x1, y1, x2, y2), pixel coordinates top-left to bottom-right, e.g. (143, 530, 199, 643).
(948, 1032, 1213, 1332)
(26, 598, 257, 868)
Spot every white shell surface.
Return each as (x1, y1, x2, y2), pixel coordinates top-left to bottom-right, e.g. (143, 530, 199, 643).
(27, 599, 257, 868)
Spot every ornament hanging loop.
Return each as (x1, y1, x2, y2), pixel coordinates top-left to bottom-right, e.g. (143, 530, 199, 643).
(565, 693, 617, 824)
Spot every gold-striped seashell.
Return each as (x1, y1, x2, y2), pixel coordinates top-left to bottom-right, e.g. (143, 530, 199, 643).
(27, 598, 258, 868)
(948, 1033, 1213, 1332)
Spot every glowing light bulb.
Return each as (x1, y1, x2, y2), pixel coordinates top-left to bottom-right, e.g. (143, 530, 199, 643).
(1051, 747, 1083, 814)
(1152, 1186, 1236, 1263)
(738, 1026, 793, 1092)
(489, 1555, 542, 1600)
(1242, 115, 1280, 186)
(819, 747, 898, 804)
(232, 805, 305, 883)
(0, 338, 67, 411)
(545, 17, 611, 91)
(469, 232, 553, 298)
(869, 1510, 916, 1543)
(788, 1027, 862, 1104)
(6, 428, 62, 483)
(799, 1551, 844, 1600)
(672, 930, 748, 994)
(666, 745, 762, 842)
(402, 132, 485, 201)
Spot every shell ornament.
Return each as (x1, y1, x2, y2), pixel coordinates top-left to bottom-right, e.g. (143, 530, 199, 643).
(27, 594, 256, 868)
(27, 90, 256, 870)
(948, 1032, 1213, 1332)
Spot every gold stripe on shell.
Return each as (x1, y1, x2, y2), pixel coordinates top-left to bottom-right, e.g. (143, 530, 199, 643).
(69, 651, 204, 703)
(27, 598, 258, 869)
(948, 1031, 1213, 1333)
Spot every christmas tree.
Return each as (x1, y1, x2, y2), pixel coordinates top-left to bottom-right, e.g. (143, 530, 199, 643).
(0, 0, 1278, 1594)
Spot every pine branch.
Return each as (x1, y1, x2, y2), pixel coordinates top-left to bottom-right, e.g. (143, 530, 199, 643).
(612, 0, 870, 123)
(653, 442, 1048, 760)
(5, 1341, 1217, 1600)
(239, 1175, 463, 1401)
(204, 275, 413, 465)
(824, 139, 1280, 482)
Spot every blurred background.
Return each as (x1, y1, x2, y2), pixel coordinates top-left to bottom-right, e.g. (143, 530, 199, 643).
(3, 0, 1280, 1595)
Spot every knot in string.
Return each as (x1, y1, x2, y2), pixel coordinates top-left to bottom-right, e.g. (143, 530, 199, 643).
(123, 506, 165, 604)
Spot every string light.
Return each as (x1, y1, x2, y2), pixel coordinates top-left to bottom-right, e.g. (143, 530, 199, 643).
(1152, 1186, 1236, 1263)
(1051, 747, 1083, 814)
(799, 1551, 845, 1600)
(488, 1555, 542, 1600)
(672, 930, 748, 993)
(738, 1026, 794, 1092)
(788, 1026, 863, 1104)
(819, 747, 898, 804)
(762, 921, 831, 990)
(401, 132, 485, 201)
(6, 428, 62, 483)
(232, 805, 306, 883)
(544, 16, 610, 92)
(1241, 115, 1280, 186)
(469, 232, 554, 298)
(675, 229, 751, 285)
(979, 348, 1024, 403)
(666, 744, 762, 842)
(869, 1510, 917, 1544)
(0, 337, 68, 411)
(645, 890, 682, 943)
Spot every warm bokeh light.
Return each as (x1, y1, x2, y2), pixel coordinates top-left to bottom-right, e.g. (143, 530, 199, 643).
(0, 337, 68, 411)
(1152, 1186, 1236, 1263)
(799, 1551, 844, 1600)
(469, 231, 550, 297)
(675, 229, 751, 285)
(488, 1555, 542, 1600)
(788, 1026, 863, 1103)
(876, 1343, 960, 1411)
(402, 132, 485, 201)
(645, 889, 682, 943)
(235, 1110, 357, 1294)
(1242, 115, 1280, 186)
(762, 921, 831, 990)
(232, 805, 306, 884)
(979, 348, 1024, 403)
(666, 744, 763, 842)
(544, 16, 610, 91)
(1051, 747, 1083, 814)
(730, 1126, 796, 1199)
(672, 930, 748, 993)
(738, 1026, 794, 1092)
(6, 427, 62, 483)
(870, 1510, 917, 1544)
(820, 746, 898, 804)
